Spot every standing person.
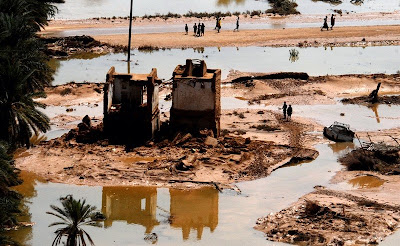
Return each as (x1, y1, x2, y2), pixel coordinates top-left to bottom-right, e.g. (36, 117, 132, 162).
(193, 23, 197, 36)
(197, 22, 201, 37)
(185, 24, 188, 35)
(215, 17, 219, 30)
(330, 14, 335, 30)
(321, 16, 329, 31)
(234, 16, 239, 31)
(217, 18, 221, 33)
(287, 105, 293, 121)
(282, 101, 287, 119)
(201, 23, 205, 36)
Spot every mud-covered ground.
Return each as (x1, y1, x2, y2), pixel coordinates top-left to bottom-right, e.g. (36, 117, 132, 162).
(15, 72, 400, 244)
(255, 186, 400, 245)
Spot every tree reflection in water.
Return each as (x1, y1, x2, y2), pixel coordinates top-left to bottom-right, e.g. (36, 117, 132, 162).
(47, 195, 102, 246)
(217, 0, 246, 6)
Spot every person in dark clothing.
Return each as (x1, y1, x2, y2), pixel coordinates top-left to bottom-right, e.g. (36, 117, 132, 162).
(330, 14, 335, 30)
(201, 23, 205, 36)
(185, 24, 188, 35)
(193, 23, 197, 36)
(282, 101, 287, 119)
(197, 22, 201, 37)
(217, 18, 221, 33)
(287, 105, 293, 121)
(215, 17, 219, 30)
(321, 16, 329, 31)
(234, 16, 239, 31)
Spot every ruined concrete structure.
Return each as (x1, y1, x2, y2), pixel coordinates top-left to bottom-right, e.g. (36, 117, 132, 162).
(171, 59, 221, 136)
(104, 67, 161, 143)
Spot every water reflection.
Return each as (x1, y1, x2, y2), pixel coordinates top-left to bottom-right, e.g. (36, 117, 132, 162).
(216, 0, 246, 6)
(348, 175, 385, 189)
(7, 172, 48, 245)
(370, 103, 380, 123)
(101, 186, 219, 240)
(170, 187, 218, 240)
(328, 142, 355, 153)
(102, 187, 159, 233)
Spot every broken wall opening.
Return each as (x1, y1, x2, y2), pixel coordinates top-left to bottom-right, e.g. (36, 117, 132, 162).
(103, 67, 161, 145)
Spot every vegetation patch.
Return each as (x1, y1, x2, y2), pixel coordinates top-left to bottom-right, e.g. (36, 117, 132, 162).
(339, 143, 400, 174)
(266, 0, 300, 15)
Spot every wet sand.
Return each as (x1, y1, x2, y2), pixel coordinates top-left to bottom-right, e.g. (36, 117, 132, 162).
(92, 25, 400, 48)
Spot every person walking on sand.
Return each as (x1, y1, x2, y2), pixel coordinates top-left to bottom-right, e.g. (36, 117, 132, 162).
(282, 101, 287, 119)
(234, 16, 240, 31)
(193, 23, 197, 36)
(217, 18, 222, 33)
(185, 24, 188, 35)
(215, 17, 219, 30)
(321, 16, 329, 31)
(330, 14, 335, 30)
(197, 22, 201, 37)
(201, 23, 205, 36)
(287, 105, 293, 121)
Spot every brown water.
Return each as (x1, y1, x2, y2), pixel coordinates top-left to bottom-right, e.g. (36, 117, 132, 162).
(348, 175, 385, 189)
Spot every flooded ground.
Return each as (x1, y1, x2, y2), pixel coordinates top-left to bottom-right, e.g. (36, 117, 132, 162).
(9, 143, 381, 246)
(267, 102, 400, 131)
(53, 0, 400, 19)
(50, 46, 400, 85)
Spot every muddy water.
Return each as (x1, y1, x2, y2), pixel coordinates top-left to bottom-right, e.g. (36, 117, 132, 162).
(53, 0, 400, 19)
(348, 175, 385, 189)
(51, 46, 400, 85)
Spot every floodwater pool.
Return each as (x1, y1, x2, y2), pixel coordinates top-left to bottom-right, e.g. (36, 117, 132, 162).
(50, 46, 400, 85)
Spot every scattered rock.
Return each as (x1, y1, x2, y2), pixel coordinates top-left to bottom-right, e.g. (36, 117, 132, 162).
(204, 136, 219, 147)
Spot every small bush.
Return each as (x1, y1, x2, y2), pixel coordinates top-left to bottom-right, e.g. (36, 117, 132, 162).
(266, 0, 300, 15)
(60, 88, 72, 96)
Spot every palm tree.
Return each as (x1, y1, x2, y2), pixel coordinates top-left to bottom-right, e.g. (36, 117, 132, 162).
(0, 142, 21, 245)
(0, 59, 50, 148)
(47, 195, 102, 246)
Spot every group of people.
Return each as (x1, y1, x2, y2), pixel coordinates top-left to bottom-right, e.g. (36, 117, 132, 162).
(184, 15, 240, 35)
(321, 14, 335, 31)
(185, 23, 205, 36)
(282, 102, 293, 121)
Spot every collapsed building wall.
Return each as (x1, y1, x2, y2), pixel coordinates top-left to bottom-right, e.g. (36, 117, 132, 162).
(103, 67, 161, 144)
(171, 59, 221, 136)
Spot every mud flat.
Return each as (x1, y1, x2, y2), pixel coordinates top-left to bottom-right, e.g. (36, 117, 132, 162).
(255, 186, 400, 245)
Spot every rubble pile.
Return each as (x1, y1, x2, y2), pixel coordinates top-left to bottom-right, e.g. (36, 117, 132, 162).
(42, 35, 126, 58)
(339, 143, 400, 174)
